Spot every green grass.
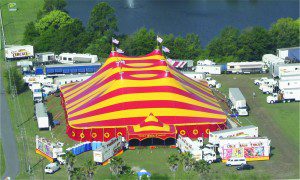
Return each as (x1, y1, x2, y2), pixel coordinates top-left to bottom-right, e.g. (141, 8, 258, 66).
(1, 0, 43, 44)
(0, 139, 5, 177)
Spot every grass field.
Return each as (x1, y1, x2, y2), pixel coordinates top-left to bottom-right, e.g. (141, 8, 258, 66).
(0, 139, 5, 177)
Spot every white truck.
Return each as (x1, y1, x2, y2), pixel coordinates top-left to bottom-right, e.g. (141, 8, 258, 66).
(93, 136, 123, 164)
(254, 77, 268, 85)
(208, 125, 258, 145)
(35, 103, 50, 130)
(260, 84, 275, 94)
(31, 83, 43, 103)
(205, 77, 218, 87)
(267, 88, 300, 103)
(218, 137, 271, 162)
(5, 45, 34, 59)
(228, 88, 248, 116)
(176, 135, 216, 164)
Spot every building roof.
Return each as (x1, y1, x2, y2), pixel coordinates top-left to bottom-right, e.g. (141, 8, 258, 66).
(210, 125, 257, 135)
(229, 88, 245, 101)
(277, 47, 300, 51)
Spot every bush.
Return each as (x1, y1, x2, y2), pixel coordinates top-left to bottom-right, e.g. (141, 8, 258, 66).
(4, 67, 27, 94)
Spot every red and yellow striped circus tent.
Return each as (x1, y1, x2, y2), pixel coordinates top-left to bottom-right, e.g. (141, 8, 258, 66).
(60, 49, 227, 142)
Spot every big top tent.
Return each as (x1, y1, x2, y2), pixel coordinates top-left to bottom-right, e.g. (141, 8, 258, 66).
(60, 49, 227, 142)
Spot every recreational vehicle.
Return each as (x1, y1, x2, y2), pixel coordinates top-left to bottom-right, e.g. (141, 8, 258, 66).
(57, 53, 98, 64)
(227, 62, 267, 74)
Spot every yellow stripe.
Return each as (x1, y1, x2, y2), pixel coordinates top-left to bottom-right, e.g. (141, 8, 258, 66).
(69, 108, 227, 126)
(69, 92, 223, 118)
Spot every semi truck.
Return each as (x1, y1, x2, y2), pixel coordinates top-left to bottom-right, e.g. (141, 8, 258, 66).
(278, 79, 300, 90)
(218, 137, 271, 162)
(208, 125, 258, 145)
(228, 88, 248, 116)
(267, 88, 300, 103)
(35, 103, 50, 130)
(5, 45, 34, 59)
(176, 135, 216, 164)
(93, 136, 124, 165)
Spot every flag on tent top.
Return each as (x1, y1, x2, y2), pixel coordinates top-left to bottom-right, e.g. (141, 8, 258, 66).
(157, 36, 163, 43)
(116, 47, 124, 54)
(162, 46, 170, 53)
(112, 38, 119, 45)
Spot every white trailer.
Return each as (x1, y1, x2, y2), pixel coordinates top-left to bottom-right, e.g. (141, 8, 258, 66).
(176, 135, 216, 164)
(5, 45, 34, 59)
(208, 125, 258, 145)
(57, 53, 98, 64)
(93, 136, 123, 164)
(227, 61, 267, 74)
(182, 71, 206, 81)
(35, 103, 50, 130)
(54, 74, 91, 87)
(272, 63, 300, 78)
(35, 52, 55, 62)
(280, 74, 300, 80)
(30, 82, 43, 102)
(228, 88, 248, 116)
(262, 54, 285, 67)
(195, 65, 222, 75)
(278, 79, 300, 90)
(267, 88, 300, 103)
(218, 137, 271, 162)
(197, 59, 216, 66)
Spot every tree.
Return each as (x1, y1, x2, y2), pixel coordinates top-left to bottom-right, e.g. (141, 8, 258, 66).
(180, 153, 195, 172)
(269, 18, 300, 49)
(109, 157, 124, 176)
(43, 0, 67, 13)
(207, 27, 239, 60)
(35, 10, 74, 33)
(65, 151, 76, 180)
(85, 35, 112, 58)
(237, 27, 272, 61)
(87, 2, 118, 37)
(193, 160, 210, 175)
(71, 167, 85, 180)
(121, 27, 156, 56)
(83, 160, 97, 180)
(23, 22, 39, 44)
(4, 67, 27, 94)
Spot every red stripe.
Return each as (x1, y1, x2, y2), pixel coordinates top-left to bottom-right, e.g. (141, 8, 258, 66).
(71, 116, 225, 128)
(68, 86, 220, 114)
(69, 100, 224, 121)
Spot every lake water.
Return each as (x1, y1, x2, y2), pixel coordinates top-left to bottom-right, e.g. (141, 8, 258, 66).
(66, 0, 299, 46)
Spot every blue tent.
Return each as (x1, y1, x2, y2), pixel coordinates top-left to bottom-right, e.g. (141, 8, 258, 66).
(137, 169, 151, 179)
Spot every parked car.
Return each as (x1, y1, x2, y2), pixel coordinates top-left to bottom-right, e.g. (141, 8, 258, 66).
(226, 157, 246, 166)
(236, 164, 254, 170)
(44, 163, 60, 174)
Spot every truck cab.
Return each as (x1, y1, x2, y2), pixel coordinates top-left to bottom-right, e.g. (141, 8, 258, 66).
(267, 93, 279, 104)
(56, 152, 66, 165)
(254, 77, 268, 85)
(205, 77, 217, 87)
(236, 107, 248, 116)
(32, 83, 43, 103)
(261, 84, 274, 94)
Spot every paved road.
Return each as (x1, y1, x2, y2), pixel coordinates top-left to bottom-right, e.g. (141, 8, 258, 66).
(0, 65, 20, 179)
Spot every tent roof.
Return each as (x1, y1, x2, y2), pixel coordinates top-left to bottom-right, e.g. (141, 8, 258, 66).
(60, 49, 226, 130)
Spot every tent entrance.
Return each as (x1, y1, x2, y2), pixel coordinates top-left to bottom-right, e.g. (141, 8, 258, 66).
(128, 137, 176, 146)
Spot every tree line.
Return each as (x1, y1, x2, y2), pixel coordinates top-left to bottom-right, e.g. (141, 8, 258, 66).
(23, 0, 299, 64)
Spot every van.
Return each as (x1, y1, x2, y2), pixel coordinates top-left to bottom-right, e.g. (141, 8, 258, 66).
(226, 157, 246, 166)
(44, 163, 60, 174)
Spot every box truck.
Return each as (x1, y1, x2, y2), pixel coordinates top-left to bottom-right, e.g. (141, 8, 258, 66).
(228, 88, 248, 116)
(208, 125, 258, 145)
(176, 135, 216, 164)
(93, 136, 123, 165)
(35, 103, 50, 130)
(218, 137, 271, 162)
(5, 45, 34, 59)
(267, 88, 300, 103)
